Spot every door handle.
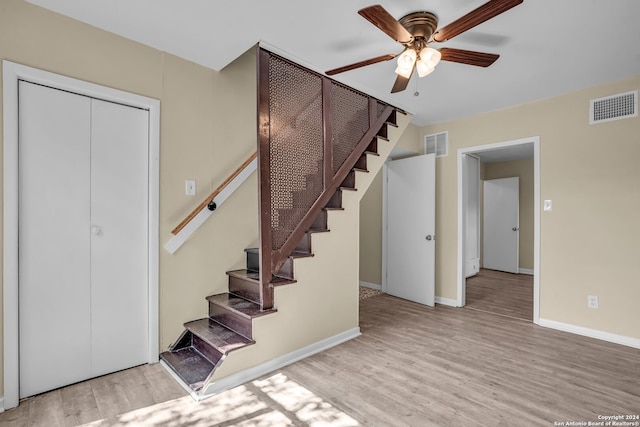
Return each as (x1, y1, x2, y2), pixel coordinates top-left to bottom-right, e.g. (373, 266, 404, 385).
(425, 235, 434, 241)
(91, 225, 102, 236)
(512, 227, 519, 231)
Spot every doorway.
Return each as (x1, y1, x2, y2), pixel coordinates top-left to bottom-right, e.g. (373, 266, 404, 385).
(3, 61, 160, 409)
(457, 137, 540, 324)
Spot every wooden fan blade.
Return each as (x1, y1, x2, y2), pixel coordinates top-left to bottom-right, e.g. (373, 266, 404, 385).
(326, 54, 396, 76)
(439, 48, 499, 67)
(359, 5, 413, 44)
(391, 63, 415, 93)
(433, 0, 523, 42)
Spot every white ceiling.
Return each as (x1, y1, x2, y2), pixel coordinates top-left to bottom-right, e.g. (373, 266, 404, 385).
(26, 0, 640, 126)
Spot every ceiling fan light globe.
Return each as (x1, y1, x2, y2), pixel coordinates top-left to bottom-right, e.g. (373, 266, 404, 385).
(395, 63, 414, 79)
(397, 49, 417, 68)
(419, 47, 442, 69)
(416, 61, 434, 78)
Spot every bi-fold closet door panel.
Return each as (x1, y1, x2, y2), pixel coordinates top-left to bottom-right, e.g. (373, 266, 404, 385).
(90, 99, 149, 377)
(18, 81, 149, 398)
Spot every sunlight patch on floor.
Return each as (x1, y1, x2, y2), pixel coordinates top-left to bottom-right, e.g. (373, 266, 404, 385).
(81, 372, 359, 426)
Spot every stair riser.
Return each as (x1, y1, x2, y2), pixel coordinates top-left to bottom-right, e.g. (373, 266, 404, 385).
(325, 190, 342, 209)
(228, 274, 260, 305)
(192, 334, 224, 365)
(377, 124, 388, 140)
(366, 138, 378, 155)
(245, 249, 293, 280)
(295, 232, 312, 254)
(341, 171, 356, 190)
(312, 210, 328, 230)
(208, 303, 253, 339)
(246, 250, 259, 272)
(354, 155, 368, 171)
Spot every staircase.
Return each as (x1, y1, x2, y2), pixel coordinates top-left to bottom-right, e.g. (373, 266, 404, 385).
(160, 108, 406, 395)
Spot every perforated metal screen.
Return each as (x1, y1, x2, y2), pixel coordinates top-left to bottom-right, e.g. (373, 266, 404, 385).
(331, 84, 369, 174)
(264, 50, 392, 254)
(268, 55, 324, 250)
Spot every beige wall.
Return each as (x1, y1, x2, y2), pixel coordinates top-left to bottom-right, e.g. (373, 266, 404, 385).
(359, 122, 420, 286)
(483, 159, 534, 270)
(1, 0, 260, 396)
(421, 75, 640, 339)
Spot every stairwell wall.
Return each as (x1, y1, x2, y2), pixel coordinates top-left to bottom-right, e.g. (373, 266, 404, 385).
(0, 0, 258, 398)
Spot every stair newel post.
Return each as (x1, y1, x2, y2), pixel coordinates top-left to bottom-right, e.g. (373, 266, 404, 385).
(322, 78, 334, 189)
(257, 48, 275, 311)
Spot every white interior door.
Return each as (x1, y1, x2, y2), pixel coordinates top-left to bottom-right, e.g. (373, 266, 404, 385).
(18, 82, 149, 398)
(385, 154, 436, 306)
(483, 177, 519, 273)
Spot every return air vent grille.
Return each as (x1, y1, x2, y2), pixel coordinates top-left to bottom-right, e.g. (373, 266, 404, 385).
(425, 131, 448, 157)
(590, 90, 637, 124)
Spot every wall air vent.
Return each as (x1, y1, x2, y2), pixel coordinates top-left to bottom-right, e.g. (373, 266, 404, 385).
(590, 90, 637, 124)
(425, 131, 448, 157)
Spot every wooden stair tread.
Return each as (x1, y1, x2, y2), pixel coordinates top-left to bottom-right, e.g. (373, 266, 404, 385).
(207, 293, 276, 318)
(227, 268, 259, 281)
(160, 348, 214, 392)
(309, 226, 330, 233)
(226, 269, 296, 286)
(290, 250, 314, 259)
(184, 318, 254, 352)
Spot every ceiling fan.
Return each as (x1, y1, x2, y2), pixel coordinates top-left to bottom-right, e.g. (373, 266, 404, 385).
(326, 0, 523, 93)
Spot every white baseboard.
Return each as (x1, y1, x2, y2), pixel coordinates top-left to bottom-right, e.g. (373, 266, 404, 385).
(0, 396, 4, 413)
(518, 268, 534, 275)
(359, 281, 381, 290)
(539, 318, 640, 349)
(435, 296, 458, 307)
(170, 327, 361, 401)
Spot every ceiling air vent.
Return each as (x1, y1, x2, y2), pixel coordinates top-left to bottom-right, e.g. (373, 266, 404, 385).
(590, 90, 637, 124)
(425, 131, 448, 157)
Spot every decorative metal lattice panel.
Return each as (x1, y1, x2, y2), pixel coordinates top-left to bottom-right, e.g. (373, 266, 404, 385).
(331, 83, 370, 174)
(268, 55, 324, 250)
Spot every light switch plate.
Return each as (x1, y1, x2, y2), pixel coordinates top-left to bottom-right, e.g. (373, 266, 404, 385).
(185, 180, 196, 196)
(544, 200, 552, 211)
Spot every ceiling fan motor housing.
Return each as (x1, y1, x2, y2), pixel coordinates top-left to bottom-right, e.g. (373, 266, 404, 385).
(398, 11, 439, 45)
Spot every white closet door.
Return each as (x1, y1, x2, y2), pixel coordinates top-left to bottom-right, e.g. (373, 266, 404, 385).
(18, 82, 92, 397)
(19, 83, 149, 398)
(90, 99, 149, 375)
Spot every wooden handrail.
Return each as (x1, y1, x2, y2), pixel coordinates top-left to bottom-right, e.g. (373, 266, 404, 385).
(171, 151, 257, 235)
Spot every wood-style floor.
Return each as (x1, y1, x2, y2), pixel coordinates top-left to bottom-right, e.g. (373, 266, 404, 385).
(466, 268, 533, 321)
(2, 294, 639, 426)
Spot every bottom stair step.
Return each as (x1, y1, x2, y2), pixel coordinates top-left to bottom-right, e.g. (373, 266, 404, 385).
(160, 347, 215, 392)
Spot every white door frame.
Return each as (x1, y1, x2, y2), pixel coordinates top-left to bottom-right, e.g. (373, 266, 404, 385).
(456, 136, 540, 324)
(3, 61, 160, 410)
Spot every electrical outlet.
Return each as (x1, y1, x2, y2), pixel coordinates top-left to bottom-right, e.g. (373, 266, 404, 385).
(587, 295, 599, 309)
(544, 200, 552, 211)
